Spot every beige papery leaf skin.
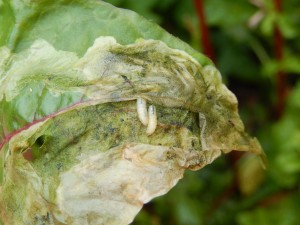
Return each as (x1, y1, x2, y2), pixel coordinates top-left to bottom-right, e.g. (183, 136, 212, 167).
(0, 37, 264, 225)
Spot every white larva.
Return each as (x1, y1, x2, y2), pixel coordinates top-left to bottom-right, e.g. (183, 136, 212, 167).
(137, 97, 149, 126)
(146, 105, 157, 136)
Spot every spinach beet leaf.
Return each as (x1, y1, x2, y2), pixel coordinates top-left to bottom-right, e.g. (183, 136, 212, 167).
(0, 1, 265, 224)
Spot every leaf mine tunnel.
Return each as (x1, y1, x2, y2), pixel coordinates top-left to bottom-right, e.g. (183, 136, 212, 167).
(0, 1, 264, 225)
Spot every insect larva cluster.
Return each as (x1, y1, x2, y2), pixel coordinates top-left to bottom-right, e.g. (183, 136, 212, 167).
(137, 97, 157, 135)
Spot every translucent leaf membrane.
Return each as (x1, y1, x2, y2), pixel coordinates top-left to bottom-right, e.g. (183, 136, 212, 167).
(0, 37, 264, 225)
(0, 37, 261, 154)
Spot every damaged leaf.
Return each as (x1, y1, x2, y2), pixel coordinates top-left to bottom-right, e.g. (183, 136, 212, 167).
(0, 1, 264, 225)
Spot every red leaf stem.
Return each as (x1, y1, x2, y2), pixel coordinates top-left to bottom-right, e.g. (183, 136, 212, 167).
(274, 0, 286, 118)
(193, 0, 215, 62)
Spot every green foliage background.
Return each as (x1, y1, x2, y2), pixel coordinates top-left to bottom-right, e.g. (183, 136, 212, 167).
(104, 0, 300, 225)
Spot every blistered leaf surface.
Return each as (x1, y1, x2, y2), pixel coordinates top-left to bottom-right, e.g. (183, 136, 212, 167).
(0, 1, 264, 225)
(0, 36, 263, 225)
